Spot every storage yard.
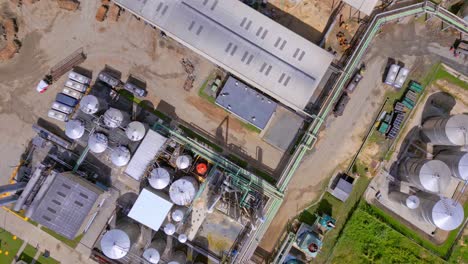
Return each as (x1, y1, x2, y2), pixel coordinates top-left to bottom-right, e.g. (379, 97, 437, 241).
(0, 0, 467, 264)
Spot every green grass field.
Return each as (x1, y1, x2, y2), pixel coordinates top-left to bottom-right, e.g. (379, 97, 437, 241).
(329, 206, 444, 264)
(0, 228, 23, 264)
(17, 244, 37, 264)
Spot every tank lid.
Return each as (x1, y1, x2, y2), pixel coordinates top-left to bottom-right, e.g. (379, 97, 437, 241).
(100, 229, 130, 260)
(432, 198, 464, 231)
(178, 234, 187, 243)
(445, 114, 468, 146)
(458, 152, 468, 180)
(111, 146, 131, 167)
(149, 168, 171, 189)
(419, 160, 451, 193)
(172, 209, 184, 222)
(176, 155, 192, 170)
(143, 248, 160, 264)
(406, 195, 420, 209)
(126, 121, 146, 141)
(169, 177, 199, 206)
(103, 108, 124, 128)
(79, 95, 99, 114)
(65, 119, 85, 139)
(88, 133, 108, 153)
(164, 223, 175, 235)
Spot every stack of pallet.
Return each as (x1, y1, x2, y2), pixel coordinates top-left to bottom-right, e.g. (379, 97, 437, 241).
(401, 81, 422, 110)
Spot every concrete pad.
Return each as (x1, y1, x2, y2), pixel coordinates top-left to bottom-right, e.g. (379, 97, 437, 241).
(263, 107, 303, 151)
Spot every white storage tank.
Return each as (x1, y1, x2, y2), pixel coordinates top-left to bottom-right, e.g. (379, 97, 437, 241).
(103, 108, 124, 128)
(416, 197, 464, 231)
(168, 251, 187, 264)
(65, 119, 85, 139)
(388, 191, 420, 209)
(79, 95, 100, 114)
(176, 155, 192, 170)
(178, 234, 187, 243)
(399, 158, 451, 193)
(436, 151, 468, 181)
(422, 115, 468, 146)
(149, 167, 171, 190)
(111, 146, 131, 167)
(171, 208, 185, 222)
(126, 121, 146, 141)
(100, 229, 131, 260)
(169, 177, 199, 206)
(88, 133, 108, 153)
(164, 223, 176, 236)
(142, 239, 166, 264)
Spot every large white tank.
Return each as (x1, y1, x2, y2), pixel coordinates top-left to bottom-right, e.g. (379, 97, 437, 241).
(388, 191, 420, 209)
(65, 119, 85, 139)
(100, 229, 131, 260)
(103, 108, 124, 128)
(79, 95, 100, 114)
(416, 197, 464, 231)
(126, 121, 146, 141)
(149, 168, 171, 190)
(176, 155, 192, 170)
(399, 158, 451, 193)
(88, 133, 108, 153)
(111, 146, 131, 167)
(422, 115, 468, 146)
(168, 251, 187, 264)
(142, 239, 166, 264)
(436, 151, 468, 181)
(169, 177, 199, 206)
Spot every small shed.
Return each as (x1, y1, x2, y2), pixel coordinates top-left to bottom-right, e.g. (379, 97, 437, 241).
(329, 176, 354, 202)
(128, 189, 173, 231)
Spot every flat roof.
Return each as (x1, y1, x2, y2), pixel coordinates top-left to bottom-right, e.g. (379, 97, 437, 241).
(128, 188, 173, 231)
(125, 129, 167, 181)
(114, 0, 334, 110)
(31, 172, 102, 239)
(343, 0, 379, 15)
(330, 178, 353, 202)
(215, 76, 277, 129)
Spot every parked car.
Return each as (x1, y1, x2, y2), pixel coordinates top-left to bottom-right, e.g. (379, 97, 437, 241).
(68, 71, 91, 85)
(62, 87, 83, 100)
(56, 93, 79, 107)
(48, 109, 69, 122)
(51, 101, 74, 114)
(98, 72, 121, 88)
(65, 79, 88, 92)
(346, 73, 363, 93)
(124, 81, 147, 97)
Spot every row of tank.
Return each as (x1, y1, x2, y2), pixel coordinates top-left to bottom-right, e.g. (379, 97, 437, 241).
(100, 219, 196, 264)
(391, 114, 468, 231)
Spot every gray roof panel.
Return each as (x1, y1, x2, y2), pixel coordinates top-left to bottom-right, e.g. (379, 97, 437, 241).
(114, 0, 334, 110)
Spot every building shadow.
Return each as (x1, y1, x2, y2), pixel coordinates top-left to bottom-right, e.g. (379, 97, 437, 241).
(421, 92, 456, 124)
(103, 64, 123, 79)
(156, 100, 178, 120)
(382, 57, 396, 83)
(73, 66, 93, 79)
(116, 192, 138, 218)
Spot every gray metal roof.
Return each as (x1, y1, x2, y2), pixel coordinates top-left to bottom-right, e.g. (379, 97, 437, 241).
(331, 178, 353, 202)
(215, 76, 277, 129)
(114, 0, 334, 110)
(343, 0, 379, 15)
(31, 172, 102, 239)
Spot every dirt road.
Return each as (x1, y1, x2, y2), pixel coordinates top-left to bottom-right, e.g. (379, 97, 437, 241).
(259, 17, 468, 252)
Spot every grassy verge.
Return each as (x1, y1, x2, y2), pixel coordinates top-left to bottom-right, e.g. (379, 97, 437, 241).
(0, 228, 23, 263)
(433, 66, 468, 90)
(198, 73, 216, 104)
(40, 227, 83, 249)
(18, 244, 37, 264)
(359, 201, 468, 259)
(449, 233, 468, 264)
(37, 253, 60, 264)
(118, 89, 171, 123)
(329, 204, 445, 263)
(179, 125, 223, 153)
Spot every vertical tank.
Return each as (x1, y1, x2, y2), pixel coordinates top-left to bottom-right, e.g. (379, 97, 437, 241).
(79, 95, 100, 114)
(169, 177, 199, 206)
(399, 158, 451, 193)
(125, 121, 146, 141)
(422, 115, 468, 146)
(178, 234, 188, 243)
(88, 133, 108, 153)
(388, 191, 420, 209)
(103, 108, 124, 128)
(65, 119, 85, 139)
(149, 168, 172, 190)
(168, 251, 187, 264)
(164, 223, 176, 236)
(111, 146, 131, 167)
(176, 155, 192, 170)
(416, 197, 464, 231)
(171, 208, 185, 222)
(100, 220, 140, 261)
(436, 151, 468, 181)
(142, 239, 166, 264)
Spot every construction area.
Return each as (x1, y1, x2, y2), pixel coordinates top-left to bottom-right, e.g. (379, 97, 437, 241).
(0, 0, 466, 264)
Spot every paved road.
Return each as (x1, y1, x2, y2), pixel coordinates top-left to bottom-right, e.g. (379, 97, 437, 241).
(259, 17, 468, 252)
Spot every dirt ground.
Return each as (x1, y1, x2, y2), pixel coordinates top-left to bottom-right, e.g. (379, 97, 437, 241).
(259, 15, 468, 252)
(0, 0, 285, 183)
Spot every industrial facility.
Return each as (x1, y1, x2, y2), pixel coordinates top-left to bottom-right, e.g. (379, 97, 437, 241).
(0, 67, 283, 264)
(369, 113, 468, 235)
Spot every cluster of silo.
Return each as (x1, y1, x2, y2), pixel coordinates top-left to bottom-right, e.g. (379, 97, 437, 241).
(395, 114, 468, 231)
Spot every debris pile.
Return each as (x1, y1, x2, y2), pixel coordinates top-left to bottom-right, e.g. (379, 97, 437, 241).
(95, 5, 108, 22)
(0, 17, 21, 61)
(57, 0, 80, 11)
(107, 4, 121, 22)
(181, 58, 195, 91)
